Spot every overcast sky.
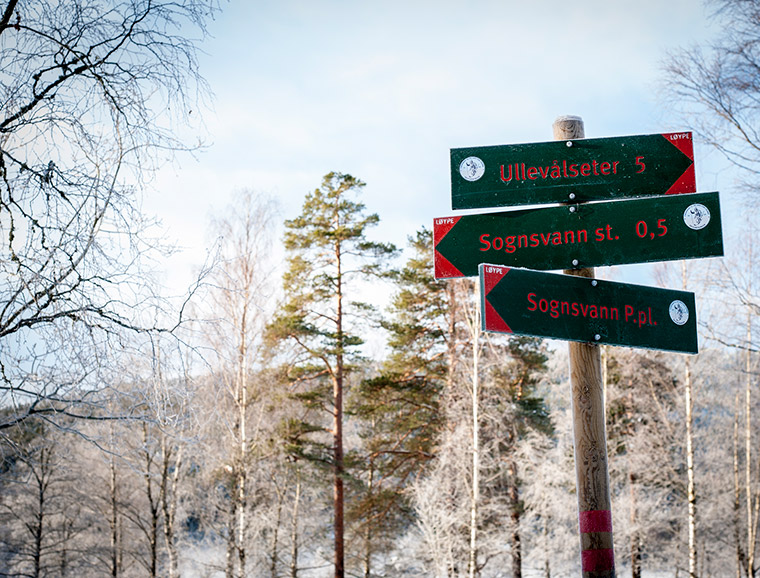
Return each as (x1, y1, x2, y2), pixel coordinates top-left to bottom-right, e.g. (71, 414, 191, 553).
(147, 0, 729, 295)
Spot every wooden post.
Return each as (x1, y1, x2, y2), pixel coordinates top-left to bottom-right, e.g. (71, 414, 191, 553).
(554, 116, 616, 578)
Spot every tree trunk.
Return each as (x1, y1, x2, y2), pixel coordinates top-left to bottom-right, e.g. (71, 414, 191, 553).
(630, 471, 641, 578)
(334, 369, 345, 578)
(237, 296, 249, 578)
(161, 440, 182, 578)
(33, 452, 45, 578)
(142, 424, 160, 578)
(736, 393, 745, 578)
(270, 478, 283, 578)
(59, 516, 70, 577)
(364, 456, 375, 578)
(627, 386, 641, 578)
(685, 354, 697, 578)
(334, 239, 345, 578)
(468, 294, 480, 578)
(109, 447, 122, 578)
(290, 465, 302, 578)
(237, 438, 248, 578)
(508, 459, 522, 578)
(747, 307, 757, 578)
(226, 498, 237, 578)
(684, 260, 698, 578)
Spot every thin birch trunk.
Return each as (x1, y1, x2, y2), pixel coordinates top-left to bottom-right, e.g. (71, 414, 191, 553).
(627, 388, 640, 578)
(142, 424, 160, 578)
(270, 477, 283, 578)
(685, 355, 697, 578)
(225, 267, 253, 578)
(736, 392, 744, 578)
(290, 468, 302, 578)
(237, 295, 249, 578)
(364, 456, 375, 578)
(748, 305, 756, 578)
(109, 431, 122, 578)
(465, 281, 480, 578)
(683, 262, 698, 578)
(333, 236, 345, 578)
(32, 449, 46, 578)
(237, 389, 247, 578)
(161, 440, 182, 578)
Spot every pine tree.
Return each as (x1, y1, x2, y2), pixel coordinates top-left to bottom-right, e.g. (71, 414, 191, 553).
(350, 228, 447, 576)
(267, 172, 396, 578)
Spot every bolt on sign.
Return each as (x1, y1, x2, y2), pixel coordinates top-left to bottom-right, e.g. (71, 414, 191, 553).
(451, 132, 695, 210)
(434, 191, 723, 278)
(479, 264, 698, 354)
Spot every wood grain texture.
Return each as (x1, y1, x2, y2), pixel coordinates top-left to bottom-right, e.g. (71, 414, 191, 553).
(554, 116, 615, 578)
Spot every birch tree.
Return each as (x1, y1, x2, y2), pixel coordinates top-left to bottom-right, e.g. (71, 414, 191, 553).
(201, 189, 279, 578)
(0, 0, 217, 435)
(663, 6, 760, 571)
(663, 0, 760, 192)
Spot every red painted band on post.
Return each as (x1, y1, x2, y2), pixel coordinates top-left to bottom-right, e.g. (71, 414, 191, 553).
(581, 548, 615, 572)
(578, 509, 612, 533)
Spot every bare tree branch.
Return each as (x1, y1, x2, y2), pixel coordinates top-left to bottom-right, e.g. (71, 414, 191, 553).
(0, 1, 219, 434)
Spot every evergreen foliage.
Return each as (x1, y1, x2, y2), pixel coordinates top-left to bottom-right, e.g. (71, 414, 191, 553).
(266, 171, 396, 577)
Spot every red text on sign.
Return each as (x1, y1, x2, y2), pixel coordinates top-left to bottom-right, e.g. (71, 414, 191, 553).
(526, 293, 660, 329)
(500, 159, 622, 183)
(527, 293, 619, 321)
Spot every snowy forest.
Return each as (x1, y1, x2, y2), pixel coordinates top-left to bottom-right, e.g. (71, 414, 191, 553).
(3, 1, 760, 577)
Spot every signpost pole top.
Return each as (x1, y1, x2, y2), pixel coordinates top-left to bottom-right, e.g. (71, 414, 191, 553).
(555, 115, 591, 283)
(553, 115, 586, 140)
(555, 116, 616, 578)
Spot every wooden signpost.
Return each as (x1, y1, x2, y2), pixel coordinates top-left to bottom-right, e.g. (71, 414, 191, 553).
(435, 115, 722, 577)
(553, 116, 615, 578)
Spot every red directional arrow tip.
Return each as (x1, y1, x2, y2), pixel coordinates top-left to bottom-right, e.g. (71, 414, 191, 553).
(665, 164, 696, 195)
(433, 216, 465, 279)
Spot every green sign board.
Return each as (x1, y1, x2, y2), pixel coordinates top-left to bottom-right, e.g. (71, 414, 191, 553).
(451, 132, 695, 210)
(434, 191, 722, 279)
(480, 264, 698, 354)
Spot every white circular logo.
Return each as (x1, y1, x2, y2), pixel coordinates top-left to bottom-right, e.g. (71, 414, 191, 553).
(669, 300, 690, 326)
(459, 156, 485, 182)
(683, 203, 711, 230)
